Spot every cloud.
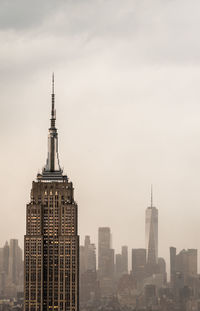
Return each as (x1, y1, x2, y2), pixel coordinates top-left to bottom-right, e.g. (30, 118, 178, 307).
(0, 0, 63, 30)
(1, 0, 200, 67)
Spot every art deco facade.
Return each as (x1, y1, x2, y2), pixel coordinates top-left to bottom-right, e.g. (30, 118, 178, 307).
(145, 189, 158, 266)
(24, 77, 79, 311)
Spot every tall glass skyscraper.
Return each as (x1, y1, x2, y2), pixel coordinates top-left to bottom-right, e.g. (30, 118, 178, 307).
(145, 188, 158, 267)
(24, 76, 79, 311)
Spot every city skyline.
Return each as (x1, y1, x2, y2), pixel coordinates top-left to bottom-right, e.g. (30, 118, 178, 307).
(2, 0, 200, 276)
(0, 233, 197, 310)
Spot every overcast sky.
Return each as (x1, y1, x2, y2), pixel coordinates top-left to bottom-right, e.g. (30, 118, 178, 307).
(1, 0, 200, 272)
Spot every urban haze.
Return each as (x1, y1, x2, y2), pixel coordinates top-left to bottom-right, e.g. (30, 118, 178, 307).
(1, 0, 200, 309)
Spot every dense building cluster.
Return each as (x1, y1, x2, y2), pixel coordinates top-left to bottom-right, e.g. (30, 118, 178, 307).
(79, 202, 200, 311)
(80, 231, 200, 310)
(0, 233, 199, 311)
(0, 189, 198, 311)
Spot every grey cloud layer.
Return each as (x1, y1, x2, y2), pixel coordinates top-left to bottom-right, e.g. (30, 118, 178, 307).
(1, 0, 200, 65)
(0, 0, 63, 30)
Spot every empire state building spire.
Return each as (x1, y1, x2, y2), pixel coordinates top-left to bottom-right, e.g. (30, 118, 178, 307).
(51, 72, 56, 129)
(37, 74, 67, 181)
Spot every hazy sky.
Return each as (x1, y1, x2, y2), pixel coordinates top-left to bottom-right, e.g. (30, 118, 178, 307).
(1, 0, 200, 272)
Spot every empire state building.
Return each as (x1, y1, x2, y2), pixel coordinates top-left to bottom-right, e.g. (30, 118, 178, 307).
(24, 76, 79, 311)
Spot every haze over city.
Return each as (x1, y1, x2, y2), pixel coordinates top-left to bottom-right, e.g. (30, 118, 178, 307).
(1, 0, 200, 274)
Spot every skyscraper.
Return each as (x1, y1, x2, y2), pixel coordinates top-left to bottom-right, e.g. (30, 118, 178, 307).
(145, 187, 158, 267)
(98, 227, 114, 278)
(131, 248, 147, 288)
(9, 239, 23, 286)
(24, 76, 79, 311)
(0, 241, 9, 276)
(175, 248, 197, 278)
(3, 241, 9, 275)
(115, 254, 123, 280)
(132, 249, 146, 275)
(80, 236, 96, 274)
(169, 247, 198, 299)
(0, 240, 23, 297)
(98, 227, 114, 297)
(115, 246, 128, 280)
(170, 247, 176, 287)
(121, 246, 128, 275)
(80, 236, 98, 303)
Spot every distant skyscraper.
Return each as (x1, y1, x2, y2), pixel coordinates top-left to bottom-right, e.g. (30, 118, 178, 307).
(98, 227, 114, 296)
(87, 244, 96, 272)
(0, 240, 23, 297)
(98, 227, 114, 278)
(80, 236, 98, 303)
(132, 249, 146, 274)
(145, 187, 158, 266)
(175, 249, 197, 278)
(170, 247, 197, 296)
(131, 248, 147, 287)
(115, 246, 128, 280)
(3, 241, 9, 275)
(98, 227, 110, 275)
(9, 239, 22, 286)
(121, 246, 128, 275)
(0, 241, 9, 275)
(80, 236, 96, 274)
(24, 76, 79, 311)
(84, 236, 96, 272)
(115, 254, 123, 279)
(80, 246, 86, 276)
(170, 247, 177, 287)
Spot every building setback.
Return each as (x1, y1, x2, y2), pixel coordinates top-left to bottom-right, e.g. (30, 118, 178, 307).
(24, 76, 79, 311)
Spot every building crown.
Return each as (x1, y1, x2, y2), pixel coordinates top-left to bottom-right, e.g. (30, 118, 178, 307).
(37, 75, 67, 182)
